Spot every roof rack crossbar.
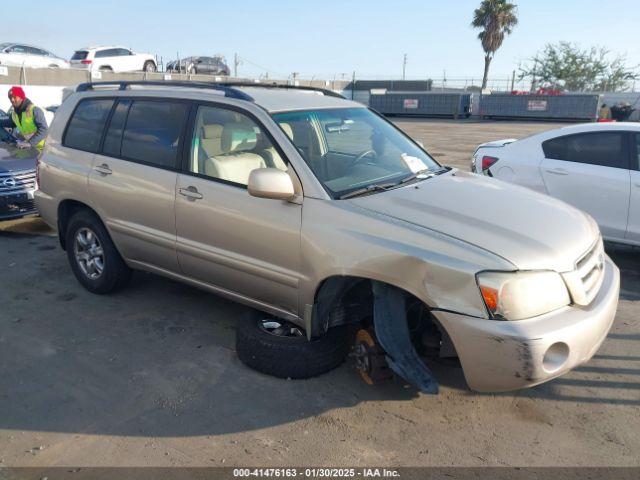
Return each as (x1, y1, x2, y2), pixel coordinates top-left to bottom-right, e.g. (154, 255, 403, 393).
(75, 81, 254, 101)
(219, 82, 345, 99)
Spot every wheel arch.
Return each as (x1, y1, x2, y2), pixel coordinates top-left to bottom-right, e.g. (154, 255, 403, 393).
(57, 199, 102, 250)
(308, 274, 432, 336)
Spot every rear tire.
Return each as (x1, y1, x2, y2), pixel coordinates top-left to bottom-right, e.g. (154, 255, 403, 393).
(236, 311, 351, 379)
(65, 210, 132, 294)
(143, 61, 156, 72)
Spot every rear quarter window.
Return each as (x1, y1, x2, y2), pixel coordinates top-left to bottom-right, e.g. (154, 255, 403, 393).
(63, 99, 115, 153)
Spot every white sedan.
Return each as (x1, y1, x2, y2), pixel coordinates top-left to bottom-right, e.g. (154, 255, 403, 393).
(472, 122, 640, 246)
(0, 43, 69, 69)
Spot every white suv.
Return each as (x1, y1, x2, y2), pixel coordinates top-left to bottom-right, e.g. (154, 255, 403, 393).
(70, 46, 156, 73)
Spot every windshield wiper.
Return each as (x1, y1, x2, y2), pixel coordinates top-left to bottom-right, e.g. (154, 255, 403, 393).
(339, 182, 397, 200)
(399, 167, 450, 185)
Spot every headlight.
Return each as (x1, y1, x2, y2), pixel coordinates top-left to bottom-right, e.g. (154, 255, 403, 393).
(476, 271, 570, 320)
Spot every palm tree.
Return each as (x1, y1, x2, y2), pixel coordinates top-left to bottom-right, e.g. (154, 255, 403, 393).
(472, 0, 518, 89)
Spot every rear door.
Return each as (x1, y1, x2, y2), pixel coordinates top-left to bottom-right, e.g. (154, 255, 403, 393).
(175, 103, 302, 315)
(540, 131, 631, 241)
(625, 133, 640, 243)
(88, 98, 190, 272)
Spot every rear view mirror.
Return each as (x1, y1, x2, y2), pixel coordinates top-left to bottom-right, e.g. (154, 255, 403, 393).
(248, 168, 295, 201)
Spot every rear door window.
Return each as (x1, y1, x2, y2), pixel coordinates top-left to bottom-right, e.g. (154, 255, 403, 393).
(95, 49, 117, 58)
(63, 99, 115, 153)
(542, 132, 629, 169)
(120, 100, 189, 168)
(102, 100, 132, 157)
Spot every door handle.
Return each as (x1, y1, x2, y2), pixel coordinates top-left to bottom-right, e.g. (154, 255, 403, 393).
(94, 163, 112, 176)
(178, 186, 203, 201)
(545, 168, 569, 176)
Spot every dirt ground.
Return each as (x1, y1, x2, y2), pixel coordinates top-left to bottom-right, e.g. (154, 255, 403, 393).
(0, 120, 638, 467)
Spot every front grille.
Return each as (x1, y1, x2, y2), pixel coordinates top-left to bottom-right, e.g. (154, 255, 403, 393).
(562, 237, 605, 306)
(0, 169, 36, 194)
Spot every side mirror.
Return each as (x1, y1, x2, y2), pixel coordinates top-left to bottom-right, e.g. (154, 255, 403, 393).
(248, 168, 295, 201)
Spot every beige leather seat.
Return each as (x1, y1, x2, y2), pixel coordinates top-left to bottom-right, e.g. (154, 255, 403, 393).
(204, 123, 266, 185)
(260, 123, 293, 171)
(200, 124, 223, 157)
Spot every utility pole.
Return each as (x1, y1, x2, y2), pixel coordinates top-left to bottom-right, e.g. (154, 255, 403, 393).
(402, 53, 407, 80)
(352, 71, 356, 100)
(291, 72, 299, 85)
(234, 53, 240, 78)
(510, 69, 516, 91)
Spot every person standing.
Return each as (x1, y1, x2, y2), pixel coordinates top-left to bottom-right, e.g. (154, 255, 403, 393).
(1, 86, 48, 151)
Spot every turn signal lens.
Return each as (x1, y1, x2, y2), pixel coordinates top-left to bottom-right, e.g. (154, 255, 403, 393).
(480, 285, 499, 311)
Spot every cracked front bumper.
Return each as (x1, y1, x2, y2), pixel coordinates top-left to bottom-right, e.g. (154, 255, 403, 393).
(433, 256, 620, 392)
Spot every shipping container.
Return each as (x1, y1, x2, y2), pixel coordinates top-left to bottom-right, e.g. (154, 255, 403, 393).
(479, 94, 600, 121)
(369, 92, 472, 118)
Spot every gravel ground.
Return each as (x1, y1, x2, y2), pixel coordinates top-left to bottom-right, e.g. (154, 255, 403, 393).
(0, 120, 638, 467)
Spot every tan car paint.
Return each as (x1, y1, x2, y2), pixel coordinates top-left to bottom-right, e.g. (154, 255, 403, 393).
(35, 87, 620, 392)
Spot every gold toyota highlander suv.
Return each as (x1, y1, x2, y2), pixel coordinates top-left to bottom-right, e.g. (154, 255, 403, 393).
(35, 81, 620, 394)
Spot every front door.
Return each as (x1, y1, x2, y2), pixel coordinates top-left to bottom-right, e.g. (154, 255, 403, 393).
(175, 104, 302, 315)
(540, 130, 631, 241)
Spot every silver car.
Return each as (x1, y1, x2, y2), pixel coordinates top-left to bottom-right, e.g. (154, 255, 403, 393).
(35, 81, 620, 393)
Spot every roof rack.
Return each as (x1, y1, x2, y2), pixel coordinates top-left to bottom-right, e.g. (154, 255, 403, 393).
(74, 80, 344, 101)
(75, 81, 253, 101)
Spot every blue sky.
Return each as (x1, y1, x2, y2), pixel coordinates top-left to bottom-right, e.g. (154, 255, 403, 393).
(8, 0, 640, 81)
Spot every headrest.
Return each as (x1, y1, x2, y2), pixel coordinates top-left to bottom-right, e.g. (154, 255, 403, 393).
(279, 123, 294, 140)
(221, 123, 257, 153)
(202, 124, 223, 139)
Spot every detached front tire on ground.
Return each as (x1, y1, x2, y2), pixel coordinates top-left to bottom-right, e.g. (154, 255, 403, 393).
(236, 311, 352, 379)
(65, 210, 132, 294)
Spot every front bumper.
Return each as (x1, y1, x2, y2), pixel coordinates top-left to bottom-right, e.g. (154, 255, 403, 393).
(433, 256, 620, 392)
(0, 189, 37, 220)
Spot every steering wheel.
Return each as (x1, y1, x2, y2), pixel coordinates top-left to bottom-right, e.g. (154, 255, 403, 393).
(348, 149, 377, 170)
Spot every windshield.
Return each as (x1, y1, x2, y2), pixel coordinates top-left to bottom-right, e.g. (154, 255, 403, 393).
(271, 108, 441, 198)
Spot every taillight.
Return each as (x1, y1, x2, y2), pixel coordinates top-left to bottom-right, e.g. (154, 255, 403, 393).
(80, 60, 92, 65)
(481, 155, 499, 171)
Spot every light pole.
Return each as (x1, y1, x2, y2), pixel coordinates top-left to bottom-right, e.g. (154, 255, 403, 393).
(402, 53, 407, 80)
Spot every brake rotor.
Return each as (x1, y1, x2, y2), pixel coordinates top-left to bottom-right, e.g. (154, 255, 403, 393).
(353, 328, 393, 385)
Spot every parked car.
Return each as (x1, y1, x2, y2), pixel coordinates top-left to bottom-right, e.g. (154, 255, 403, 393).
(166, 55, 230, 76)
(35, 81, 619, 394)
(70, 46, 156, 72)
(0, 114, 39, 220)
(472, 123, 640, 246)
(0, 43, 69, 69)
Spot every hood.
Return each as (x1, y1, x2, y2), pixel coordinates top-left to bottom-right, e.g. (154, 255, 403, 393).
(0, 141, 38, 173)
(349, 170, 599, 273)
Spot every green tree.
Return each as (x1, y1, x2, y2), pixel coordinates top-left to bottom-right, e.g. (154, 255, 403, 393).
(471, 0, 519, 89)
(519, 42, 639, 92)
